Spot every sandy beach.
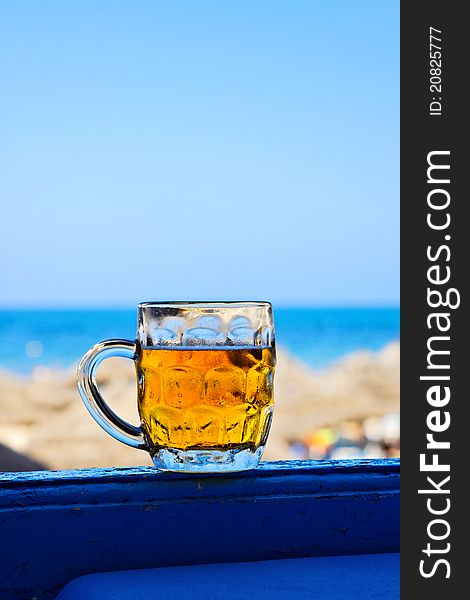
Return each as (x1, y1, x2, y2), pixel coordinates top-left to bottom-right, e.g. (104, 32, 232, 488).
(0, 342, 399, 471)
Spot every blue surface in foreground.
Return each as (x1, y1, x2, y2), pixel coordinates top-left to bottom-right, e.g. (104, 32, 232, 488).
(57, 554, 400, 600)
(0, 460, 399, 599)
(0, 307, 399, 373)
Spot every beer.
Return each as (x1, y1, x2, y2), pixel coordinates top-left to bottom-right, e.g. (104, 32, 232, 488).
(136, 346, 275, 454)
(78, 301, 276, 471)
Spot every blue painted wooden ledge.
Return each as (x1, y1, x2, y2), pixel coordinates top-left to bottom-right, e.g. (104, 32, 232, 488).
(0, 459, 399, 599)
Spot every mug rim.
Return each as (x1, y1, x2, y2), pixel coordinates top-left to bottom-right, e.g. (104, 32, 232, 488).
(138, 300, 272, 309)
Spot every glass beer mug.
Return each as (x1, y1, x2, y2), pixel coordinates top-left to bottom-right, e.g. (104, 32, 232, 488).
(77, 302, 276, 472)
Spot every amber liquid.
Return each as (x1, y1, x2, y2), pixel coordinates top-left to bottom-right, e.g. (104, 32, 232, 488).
(136, 346, 275, 454)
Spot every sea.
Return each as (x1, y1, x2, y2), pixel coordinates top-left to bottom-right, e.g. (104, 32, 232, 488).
(0, 308, 400, 375)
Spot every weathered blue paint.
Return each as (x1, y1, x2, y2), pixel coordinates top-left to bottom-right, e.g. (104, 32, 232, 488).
(0, 459, 399, 599)
(56, 553, 400, 600)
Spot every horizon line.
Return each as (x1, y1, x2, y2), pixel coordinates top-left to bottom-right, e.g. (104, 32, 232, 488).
(0, 303, 401, 311)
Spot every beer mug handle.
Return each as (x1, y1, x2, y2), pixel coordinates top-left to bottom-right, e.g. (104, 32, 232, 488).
(77, 339, 147, 450)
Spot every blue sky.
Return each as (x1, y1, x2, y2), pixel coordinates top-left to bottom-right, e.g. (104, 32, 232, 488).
(0, 1, 399, 308)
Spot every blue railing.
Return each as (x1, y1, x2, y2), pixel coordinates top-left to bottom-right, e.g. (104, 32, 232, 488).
(0, 459, 399, 599)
